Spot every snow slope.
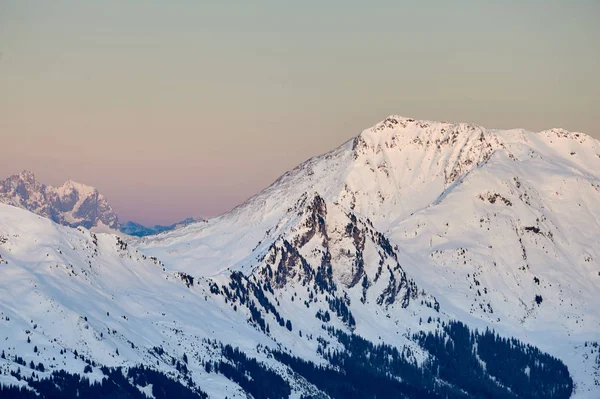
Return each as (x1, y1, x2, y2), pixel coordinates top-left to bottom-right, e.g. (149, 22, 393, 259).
(0, 202, 438, 398)
(0, 204, 306, 398)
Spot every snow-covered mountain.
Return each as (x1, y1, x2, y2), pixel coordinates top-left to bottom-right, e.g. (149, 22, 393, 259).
(139, 116, 600, 395)
(121, 217, 206, 237)
(1, 117, 599, 398)
(0, 171, 120, 231)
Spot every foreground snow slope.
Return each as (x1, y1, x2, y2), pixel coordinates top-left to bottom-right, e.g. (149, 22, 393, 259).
(0, 204, 264, 397)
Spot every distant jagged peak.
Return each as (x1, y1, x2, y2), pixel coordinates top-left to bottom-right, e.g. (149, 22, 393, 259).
(58, 178, 98, 198)
(0, 170, 119, 231)
(2, 169, 41, 187)
(5, 170, 93, 191)
(17, 169, 37, 182)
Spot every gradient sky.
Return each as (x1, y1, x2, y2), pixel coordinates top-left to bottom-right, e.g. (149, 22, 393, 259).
(1, 1, 598, 225)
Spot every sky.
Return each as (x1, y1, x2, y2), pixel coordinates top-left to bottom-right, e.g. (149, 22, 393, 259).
(1, 1, 598, 225)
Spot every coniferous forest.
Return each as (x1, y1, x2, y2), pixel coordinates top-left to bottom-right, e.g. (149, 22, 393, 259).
(270, 321, 572, 399)
(0, 365, 208, 399)
(1, 320, 572, 399)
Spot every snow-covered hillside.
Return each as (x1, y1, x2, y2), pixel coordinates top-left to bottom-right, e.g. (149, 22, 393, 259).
(1, 116, 599, 398)
(0, 202, 445, 398)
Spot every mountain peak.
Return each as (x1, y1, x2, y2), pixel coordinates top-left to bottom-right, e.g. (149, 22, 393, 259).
(366, 115, 488, 135)
(352, 116, 491, 174)
(17, 169, 37, 183)
(59, 179, 98, 198)
(0, 171, 119, 230)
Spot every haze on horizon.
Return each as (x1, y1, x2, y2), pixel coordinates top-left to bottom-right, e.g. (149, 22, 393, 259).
(1, 1, 598, 225)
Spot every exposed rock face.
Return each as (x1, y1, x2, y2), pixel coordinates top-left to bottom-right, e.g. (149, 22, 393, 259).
(0, 170, 119, 230)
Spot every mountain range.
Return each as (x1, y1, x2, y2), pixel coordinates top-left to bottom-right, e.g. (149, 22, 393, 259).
(121, 218, 206, 237)
(0, 116, 599, 398)
(0, 171, 203, 237)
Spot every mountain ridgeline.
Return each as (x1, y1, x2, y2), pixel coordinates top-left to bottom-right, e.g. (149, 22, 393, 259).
(121, 217, 206, 237)
(1, 116, 599, 398)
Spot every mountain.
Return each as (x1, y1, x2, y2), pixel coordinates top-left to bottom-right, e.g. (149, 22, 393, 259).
(121, 217, 206, 237)
(0, 199, 576, 399)
(0, 170, 120, 231)
(139, 116, 600, 395)
(0, 117, 599, 398)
